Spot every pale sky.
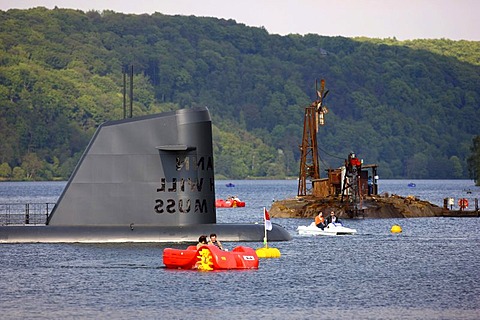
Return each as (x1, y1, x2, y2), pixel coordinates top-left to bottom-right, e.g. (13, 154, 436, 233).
(1, 0, 479, 41)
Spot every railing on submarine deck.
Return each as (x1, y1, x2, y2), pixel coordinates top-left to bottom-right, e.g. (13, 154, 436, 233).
(0, 203, 55, 226)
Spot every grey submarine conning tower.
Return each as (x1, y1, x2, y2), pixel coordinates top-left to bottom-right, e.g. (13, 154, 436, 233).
(1, 107, 291, 242)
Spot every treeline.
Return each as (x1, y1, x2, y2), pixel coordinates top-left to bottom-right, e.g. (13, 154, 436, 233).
(468, 136, 480, 185)
(0, 7, 479, 181)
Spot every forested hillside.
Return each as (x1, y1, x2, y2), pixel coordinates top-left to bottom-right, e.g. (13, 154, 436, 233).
(0, 7, 479, 180)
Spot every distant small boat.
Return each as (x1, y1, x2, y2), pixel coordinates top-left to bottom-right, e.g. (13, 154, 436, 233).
(408, 183, 416, 188)
(226, 183, 235, 187)
(215, 198, 246, 208)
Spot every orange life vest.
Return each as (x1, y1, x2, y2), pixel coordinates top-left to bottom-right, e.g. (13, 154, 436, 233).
(315, 215, 325, 225)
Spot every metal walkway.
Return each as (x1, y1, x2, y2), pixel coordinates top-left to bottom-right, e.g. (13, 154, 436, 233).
(0, 203, 55, 226)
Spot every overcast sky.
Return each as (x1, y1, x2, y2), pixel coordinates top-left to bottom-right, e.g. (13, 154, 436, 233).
(1, 0, 479, 41)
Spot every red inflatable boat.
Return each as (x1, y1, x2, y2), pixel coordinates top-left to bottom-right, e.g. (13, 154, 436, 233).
(215, 199, 246, 208)
(163, 245, 259, 270)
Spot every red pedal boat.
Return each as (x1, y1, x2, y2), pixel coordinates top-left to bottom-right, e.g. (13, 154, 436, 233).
(163, 245, 258, 270)
(215, 199, 246, 208)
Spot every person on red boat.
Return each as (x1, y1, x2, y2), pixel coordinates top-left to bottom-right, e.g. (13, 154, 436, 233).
(314, 212, 326, 230)
(208, 233, 224, 250)
(197, 235, 208, 249)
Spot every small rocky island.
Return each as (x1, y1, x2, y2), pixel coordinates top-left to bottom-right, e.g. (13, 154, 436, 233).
(269, 193, 478, 219)
(274, 83, 478, 220)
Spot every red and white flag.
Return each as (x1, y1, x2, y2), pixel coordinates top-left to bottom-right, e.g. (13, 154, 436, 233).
(264, 207, 272, 231)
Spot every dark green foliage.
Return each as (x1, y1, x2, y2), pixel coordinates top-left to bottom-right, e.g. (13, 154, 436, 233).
(467, 136, 480, 185)
(0, 8, 479, 180)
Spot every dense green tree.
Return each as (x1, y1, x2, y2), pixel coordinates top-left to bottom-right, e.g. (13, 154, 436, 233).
(449, 156, 464, 179)
(0, 162, 12, 178)
(0, 8, 479, 180)
(21, 153, 44, 180)
(467, 136, 480, 185)
(12, 167, 26, 180)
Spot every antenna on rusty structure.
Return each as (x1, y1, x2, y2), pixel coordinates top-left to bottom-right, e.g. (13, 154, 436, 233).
(122, 65, 134, 119)
(297, 79, 329, 197)
(341, 152, 362, 210)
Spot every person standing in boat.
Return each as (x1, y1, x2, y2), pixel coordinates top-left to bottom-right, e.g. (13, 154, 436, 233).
(314, 212, 326, 230)
(197, 235, 208, 249)
(208, 233, 224, 250)
(325, 211, 340, 225)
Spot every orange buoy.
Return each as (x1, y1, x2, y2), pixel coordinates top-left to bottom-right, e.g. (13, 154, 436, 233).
(458, 198, 469, 209)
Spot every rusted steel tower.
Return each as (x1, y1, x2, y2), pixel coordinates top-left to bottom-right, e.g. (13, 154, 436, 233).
(297, 79, 329, 196)
(341, 152, 362, 207)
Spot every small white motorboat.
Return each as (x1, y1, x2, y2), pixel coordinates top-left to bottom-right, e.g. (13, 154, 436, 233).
(297, 222, 357, 236)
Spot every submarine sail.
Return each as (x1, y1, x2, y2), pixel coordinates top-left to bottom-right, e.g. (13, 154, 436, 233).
(0, 107, 291, 243)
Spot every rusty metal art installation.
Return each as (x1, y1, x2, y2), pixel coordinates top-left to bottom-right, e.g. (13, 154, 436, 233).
(297, 79, 329, 196)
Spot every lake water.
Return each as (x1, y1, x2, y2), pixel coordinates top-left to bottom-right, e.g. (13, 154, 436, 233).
(0, 180, 479, 319)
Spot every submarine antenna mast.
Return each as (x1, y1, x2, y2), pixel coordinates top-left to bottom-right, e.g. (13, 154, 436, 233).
(297, 79, 329, 196)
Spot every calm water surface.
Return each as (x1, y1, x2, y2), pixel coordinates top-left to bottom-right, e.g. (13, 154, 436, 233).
(0, 180, 479, 319)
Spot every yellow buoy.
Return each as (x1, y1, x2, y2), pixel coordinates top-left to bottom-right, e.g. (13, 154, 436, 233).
(256, 247, 281, 258)
(390, 224, 402, 233)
